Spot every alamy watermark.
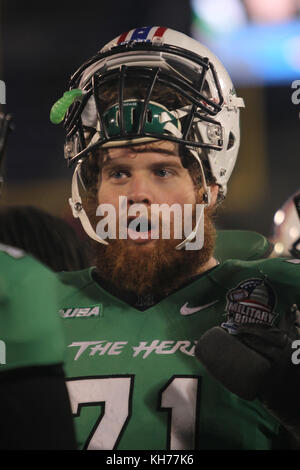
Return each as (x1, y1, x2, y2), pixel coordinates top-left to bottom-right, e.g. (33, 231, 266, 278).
(0, 340, 6, 364)
(291, 340, 300, 365)
(95, 196, 205, 250)
(0, 80, 6, 105)
(291, 80, 300, 105)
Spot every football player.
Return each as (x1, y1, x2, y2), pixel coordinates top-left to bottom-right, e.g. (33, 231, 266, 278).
(0, 113, 77, 449)
(0, 245, 77, 449)
(51, 27, 300, 450)
(270, 190, 300, 259)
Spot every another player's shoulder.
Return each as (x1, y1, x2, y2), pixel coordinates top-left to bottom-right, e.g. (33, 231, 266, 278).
(0, 243, 34, 271)
(209, 257, 300, 287)
(0, 244, 65, 372)
(0, 243, 26, 261)
(0, 243, 55, 287)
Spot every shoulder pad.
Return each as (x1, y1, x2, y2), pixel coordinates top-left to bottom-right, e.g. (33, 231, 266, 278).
(215, 230, 273, 262)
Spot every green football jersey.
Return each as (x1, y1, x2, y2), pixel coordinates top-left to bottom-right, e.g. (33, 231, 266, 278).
(57, 256, 300, 450)
(0, 244, 65, 371)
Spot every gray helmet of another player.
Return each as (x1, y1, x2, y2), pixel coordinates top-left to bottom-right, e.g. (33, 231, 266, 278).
(271, 190, 300, 258)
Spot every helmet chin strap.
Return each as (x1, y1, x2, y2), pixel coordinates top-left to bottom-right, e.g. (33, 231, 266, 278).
(161, 110, 212, 249)
(175, 148, 211, 250)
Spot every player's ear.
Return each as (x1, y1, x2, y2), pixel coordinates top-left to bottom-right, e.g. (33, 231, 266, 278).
(209, 184, 219, 207)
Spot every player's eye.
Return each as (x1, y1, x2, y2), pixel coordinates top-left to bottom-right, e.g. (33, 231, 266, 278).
(109, 170, 128, 179)
(155, 168, 173, 178)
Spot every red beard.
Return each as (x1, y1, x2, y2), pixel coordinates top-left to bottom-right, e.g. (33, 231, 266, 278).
(89, 199, 217, 296)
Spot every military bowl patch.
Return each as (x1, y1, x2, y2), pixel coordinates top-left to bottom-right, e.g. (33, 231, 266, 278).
(221, 278, 278, 334)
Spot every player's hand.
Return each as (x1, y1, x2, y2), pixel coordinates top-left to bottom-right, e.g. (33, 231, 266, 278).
(195, 304, 300, 438)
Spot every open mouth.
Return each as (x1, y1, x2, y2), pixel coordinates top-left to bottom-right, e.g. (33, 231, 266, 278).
(127, 216, 158, 241)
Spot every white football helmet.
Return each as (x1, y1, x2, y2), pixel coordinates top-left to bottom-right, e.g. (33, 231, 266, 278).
(271, 190, 300, 258)
(50, 26, 245, 246)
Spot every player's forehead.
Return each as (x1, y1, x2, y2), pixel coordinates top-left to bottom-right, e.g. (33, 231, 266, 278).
(101, 140, 181, 166)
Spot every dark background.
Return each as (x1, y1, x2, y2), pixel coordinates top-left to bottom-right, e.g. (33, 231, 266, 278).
(1, 0, 299, 237)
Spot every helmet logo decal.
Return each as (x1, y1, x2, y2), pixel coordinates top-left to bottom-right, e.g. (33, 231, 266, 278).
(101, 100, 180, 139)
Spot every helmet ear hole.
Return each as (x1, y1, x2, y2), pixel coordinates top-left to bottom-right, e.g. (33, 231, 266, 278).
(104, 114, 110, 128)
(147, 109, 153, 123)
(132, 107, 136, 122)
(227, 132, 235, 150)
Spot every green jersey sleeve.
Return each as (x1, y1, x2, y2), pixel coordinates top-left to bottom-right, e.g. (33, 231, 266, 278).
(0, 246, 65, 371)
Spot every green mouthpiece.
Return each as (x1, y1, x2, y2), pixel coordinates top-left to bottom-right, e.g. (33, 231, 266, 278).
(50, 89, 83, 124)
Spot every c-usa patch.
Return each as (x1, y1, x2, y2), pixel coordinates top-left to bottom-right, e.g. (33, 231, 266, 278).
(59, 305, 102, 319)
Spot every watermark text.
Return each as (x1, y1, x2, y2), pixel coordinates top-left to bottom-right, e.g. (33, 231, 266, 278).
(95, 197, 205, 250)
(0, 340, 6, 364)
(0, 80, 6, 105)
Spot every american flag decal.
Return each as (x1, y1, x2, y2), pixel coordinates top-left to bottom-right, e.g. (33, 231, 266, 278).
(117, 26, 167, 45)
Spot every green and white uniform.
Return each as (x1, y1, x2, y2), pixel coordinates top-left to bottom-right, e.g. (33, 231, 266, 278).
(0, 244, 77, 450)
(57, 256, 300, 450)
(0, 244, 65, 371)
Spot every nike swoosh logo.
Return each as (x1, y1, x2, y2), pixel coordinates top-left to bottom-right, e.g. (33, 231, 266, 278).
(180, 300, 219, 316)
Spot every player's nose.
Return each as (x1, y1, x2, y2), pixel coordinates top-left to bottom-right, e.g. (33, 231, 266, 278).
(127, 174, 154, 206)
